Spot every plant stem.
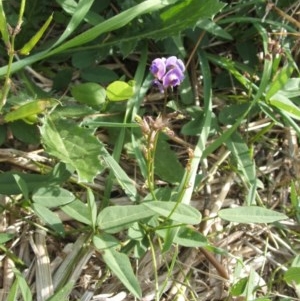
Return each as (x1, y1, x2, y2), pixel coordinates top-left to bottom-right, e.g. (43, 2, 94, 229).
(0, 0, 26, 112)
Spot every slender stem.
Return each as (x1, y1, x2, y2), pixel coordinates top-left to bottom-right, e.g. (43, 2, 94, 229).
(0, 0, 26, 112)
(146, 129, 159, 200)
(147, 233, 159, 301)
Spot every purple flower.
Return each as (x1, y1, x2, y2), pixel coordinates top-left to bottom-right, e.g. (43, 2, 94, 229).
(150, 58, 166, 80)
(150, 56, 185, 92)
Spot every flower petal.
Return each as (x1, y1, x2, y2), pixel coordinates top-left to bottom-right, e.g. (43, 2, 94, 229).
(162, 67, 184, 88)
(150, 58, 166, 80)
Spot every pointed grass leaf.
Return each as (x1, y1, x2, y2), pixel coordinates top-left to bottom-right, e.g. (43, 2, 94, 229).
(226, 132, 256, 185)
(40, 117, 103, 183)
(19, 14, 53, 55)
(144, 201, 201, 225)
(0, 0, 173, 77)
(218, 206, 288, 224)
(46, 281, 75, 301)
(32, 187, 76, 208)
(265, 64, 294, 101)
(32, 203, 65, 236)
(71, 83, 106, 107)
(269, 93, 300, 120)
(106, 81, 134, 101)
(54, 0, 95, 47)
(97, 204, 155, 233)
(100, 248, 142, 299)
(50, 0, 171, 55)
(61, 199, 91, 225)
(11, 268, 32, 301)
(159, 0, 226, 38)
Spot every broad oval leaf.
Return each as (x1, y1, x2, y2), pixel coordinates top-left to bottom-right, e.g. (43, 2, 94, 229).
(71, 82, 106, 106)
(40, 117, 103, 183)
(106, 81, 134, 101)
(32, 186, 75, 208)
(284, 267, 300, 285)
(93, 233, 120, 250)
(61, 199, 91, 226)
(97, 204, 154, 233)
(32, 203, 65, 236)
(157, 226, 208, 248)
(218, 206, 288, 224)
(100, 248, 142, 299)
(144, 201, 201, 225)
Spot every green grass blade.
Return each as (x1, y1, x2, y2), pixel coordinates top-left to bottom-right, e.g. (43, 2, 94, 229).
(53, 0, 95, 48)
(178, 49, 212, 205)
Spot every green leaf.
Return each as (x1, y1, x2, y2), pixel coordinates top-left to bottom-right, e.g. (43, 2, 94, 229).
(197, 19, 232, 40)
(61, 199, 91, 225)
(81, 66, 118, 84)
(144, 201, 201, 224)
(0, 233, 14, 244)
(87, 188, 97, 230)
(158, 0, 226, 39)
(71, 82, 106, 107)
(0, 0, 173, 76)
(12, 268, 32, 301)
(10, 121, 40, 144)
(99, 143, 138, 201)
(106, 81, 134, 101)
(32, 203, 65, 236)
(40, 117, 104, 183)
(97, 204, 154, 233)
(12, 174, 29, 200)
(280, 78, 300, 98)
(19, 14, 53, 55)
(93, 233, 120, 250)
(99, 248, 142, 299)
(32, 187, 76, 208)
(157, 226, 208, 247)
(45, 281, 74, 301)
(231, 277, 248, 296)
(0, 163, 71, 195)
(4, 99, 57, 123)
(284, 267, 300, 285)
(53, 0, 95, 47)
(218, 206, 288, 224)
(265, 64, 294, 101)
(50, 0, 172, 55)
(269, 93, 300, 120)
(226, 132, 256, 185)
(154, 134, 185, 184)
(0, 0, 9, 45)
